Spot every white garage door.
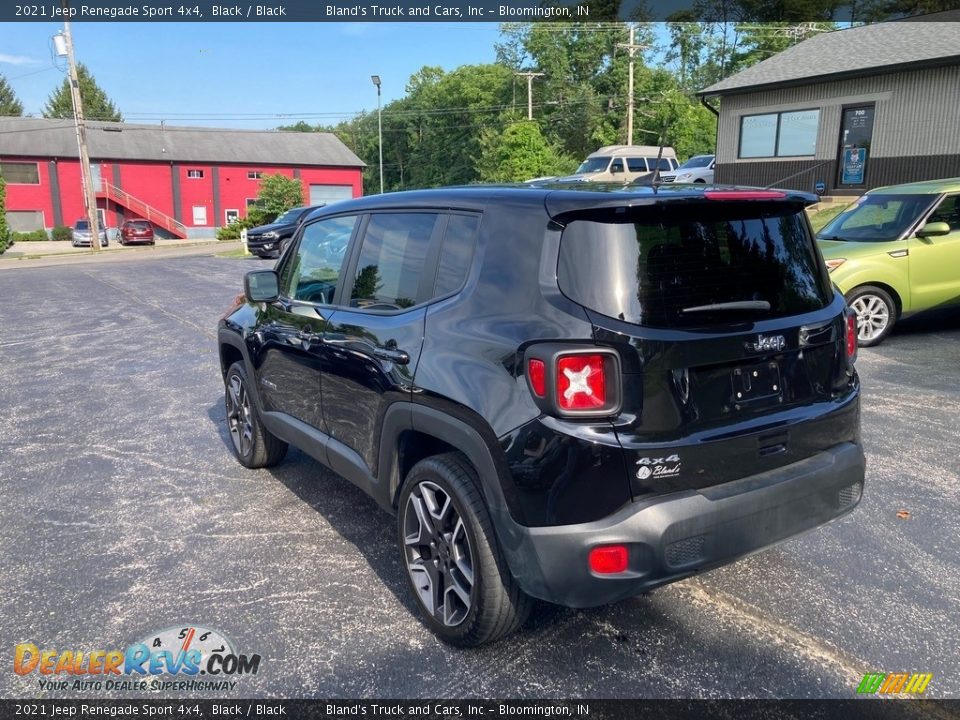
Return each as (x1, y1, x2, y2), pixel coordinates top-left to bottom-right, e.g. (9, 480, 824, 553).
(309, 184, 354, 207)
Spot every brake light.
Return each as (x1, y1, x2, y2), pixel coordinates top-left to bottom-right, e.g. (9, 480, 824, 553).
(704, 190, 786, 201)
(527, 359, 546, 398)
(557, 354, 606, 410)
(589, 545, 628, 574)
(524, 346, 621, 417)
(845, 313, 858, 362)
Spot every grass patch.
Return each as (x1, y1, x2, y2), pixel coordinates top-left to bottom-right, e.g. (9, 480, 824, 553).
(216, 248, 254, 258)
(808, 203, 850, 233)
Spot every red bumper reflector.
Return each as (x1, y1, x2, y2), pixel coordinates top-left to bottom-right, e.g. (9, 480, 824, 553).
(589, 545, 628, 574)
(846, 313, 858, 361)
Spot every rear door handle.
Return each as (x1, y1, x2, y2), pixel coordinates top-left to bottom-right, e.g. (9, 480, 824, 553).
(373, 347, 410, 365)
(373, 339, 409, 365)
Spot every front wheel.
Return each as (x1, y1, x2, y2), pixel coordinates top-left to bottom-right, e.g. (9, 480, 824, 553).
(224, 361, 287, 468)
(847, 285, 897, 347)
(398, 453, 531, 647)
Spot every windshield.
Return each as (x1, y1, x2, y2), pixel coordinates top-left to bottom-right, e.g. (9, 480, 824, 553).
(559, 203, 832, 328)
(274, 208, 304, 225)
(817, 194, 937, 242)
(575, 157, 611, 174)
(677, 155, 713, 169)
(75, 221, 89, 230)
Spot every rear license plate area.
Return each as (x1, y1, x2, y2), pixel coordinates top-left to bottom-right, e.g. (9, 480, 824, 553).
(732, 361, 782, 409)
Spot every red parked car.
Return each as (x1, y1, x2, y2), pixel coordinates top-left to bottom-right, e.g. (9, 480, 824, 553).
(119, 219, 155, 245)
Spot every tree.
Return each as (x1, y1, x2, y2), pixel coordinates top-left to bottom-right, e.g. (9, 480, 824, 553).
(255, 173, 303, 222)
(477, 121, 575, 182)
(0, 74, 23, 116)
(0, 175, 9, 255)
(43, 64, 122, 121)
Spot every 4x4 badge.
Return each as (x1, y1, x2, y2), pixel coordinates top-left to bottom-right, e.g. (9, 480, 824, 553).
(745, 334, 786, 353)
(636, 454, 681, 480)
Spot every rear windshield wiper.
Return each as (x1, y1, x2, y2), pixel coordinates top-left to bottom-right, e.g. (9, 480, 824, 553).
(681, 300, 771, 314)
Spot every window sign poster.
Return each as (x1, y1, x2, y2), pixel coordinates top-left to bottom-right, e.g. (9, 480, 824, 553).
(841, 147, 867, 184)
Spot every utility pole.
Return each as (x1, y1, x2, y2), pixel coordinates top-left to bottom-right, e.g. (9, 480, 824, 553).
(515, 71, 545, 121)
(60, 3, 101, 252)
(617, 23, 647, 146)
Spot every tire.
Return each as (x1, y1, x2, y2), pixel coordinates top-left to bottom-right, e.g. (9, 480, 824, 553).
(398, 452, 532, 647)
(224, 361, 287, 468)
(846, 285, 898, 347)
(694, 178, 706, 183)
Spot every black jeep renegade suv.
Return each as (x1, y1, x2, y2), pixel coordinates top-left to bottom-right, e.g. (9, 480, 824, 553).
(218, 184, 865, 646)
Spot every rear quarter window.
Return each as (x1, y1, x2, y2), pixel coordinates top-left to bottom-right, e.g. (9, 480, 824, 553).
(558, 203, 832, 328)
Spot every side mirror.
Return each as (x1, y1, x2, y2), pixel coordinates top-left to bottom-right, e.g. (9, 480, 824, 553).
(244, 270, 279, 303)
(916, 221, 951, 238)
(610, 164, 623, 174)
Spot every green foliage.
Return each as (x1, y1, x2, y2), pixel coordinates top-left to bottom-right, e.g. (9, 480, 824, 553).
(43, 63, 122, 121)
(51, 225, 73, 241)
(255, 174, 303, 222)
(477, 122, 576, 182)
(11, 229, 48, 242)
(0, 74, 24, 116)
(0, 176, 8, 255)
(216, 217, 257, 241)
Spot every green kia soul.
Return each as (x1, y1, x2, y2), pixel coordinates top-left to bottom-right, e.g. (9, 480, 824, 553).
(816, 178, 960, 346)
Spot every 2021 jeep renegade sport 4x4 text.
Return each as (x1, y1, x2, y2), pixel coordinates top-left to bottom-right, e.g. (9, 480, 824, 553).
(218, 184, 865, 647)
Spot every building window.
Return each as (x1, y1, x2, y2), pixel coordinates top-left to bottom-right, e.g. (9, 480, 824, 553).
(6, 210, 45, 232)
(192, 206, 208, 225)
(247, 171, 263, 180)
(225, 209, 240, 225)
(0, 162, 40, 184)
(739, 109, 819, 159)
(186, 169, 204, 179)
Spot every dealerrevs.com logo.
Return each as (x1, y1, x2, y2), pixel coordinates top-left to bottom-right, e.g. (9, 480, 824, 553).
(14, 625, 261, 692)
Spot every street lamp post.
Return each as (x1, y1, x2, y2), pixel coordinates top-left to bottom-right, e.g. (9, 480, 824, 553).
(371, 75, 383, 195)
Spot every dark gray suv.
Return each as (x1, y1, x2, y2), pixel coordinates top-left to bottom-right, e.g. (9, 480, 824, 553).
(219, 184, 865, 646)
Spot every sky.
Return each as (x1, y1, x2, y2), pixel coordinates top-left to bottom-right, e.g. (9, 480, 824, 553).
(0, 22, 675, 130)
(0, 22, 545, 129)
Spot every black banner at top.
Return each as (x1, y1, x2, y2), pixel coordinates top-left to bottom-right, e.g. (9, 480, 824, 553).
(4, 0, 958, 23)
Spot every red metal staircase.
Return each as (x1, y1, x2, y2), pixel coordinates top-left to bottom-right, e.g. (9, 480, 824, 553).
(96, 182, 188, 239)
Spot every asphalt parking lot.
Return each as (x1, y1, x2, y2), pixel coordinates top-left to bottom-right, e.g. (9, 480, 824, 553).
(1, 254, 958, 700)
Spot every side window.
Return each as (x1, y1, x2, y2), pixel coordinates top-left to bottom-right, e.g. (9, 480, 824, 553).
(626, 158, 647, 172)
(349, 213, 439, 310)
(928, 195, 960, 232)
(281, 215, 356, 305)
(610, 159, 624, 173)
(646, 157, 673, 171)
(434, 214, 480, 298)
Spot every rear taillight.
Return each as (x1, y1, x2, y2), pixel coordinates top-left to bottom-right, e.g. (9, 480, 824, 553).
(527, 359, 546, 398)
(845, 312, 858, 363)
(524, 346, 621, 418)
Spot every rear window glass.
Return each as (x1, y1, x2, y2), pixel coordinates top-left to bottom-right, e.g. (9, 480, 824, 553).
(558, 204, 832, 328)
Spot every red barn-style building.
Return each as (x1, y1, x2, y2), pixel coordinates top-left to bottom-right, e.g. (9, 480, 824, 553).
(0, 117, 365, 238)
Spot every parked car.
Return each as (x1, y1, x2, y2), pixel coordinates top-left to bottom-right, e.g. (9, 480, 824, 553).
(659, 154, 715, 184)
(119, 219, 155, 245)
(245, 205, 325, 259)
(555, 145, 679, 184)
(71, 219, 108, 247)
(816, 177, 960, 346)
(219, 184, 864, 646)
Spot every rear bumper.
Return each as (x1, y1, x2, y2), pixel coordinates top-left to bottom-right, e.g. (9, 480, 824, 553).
(502, 441, 864, 607)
